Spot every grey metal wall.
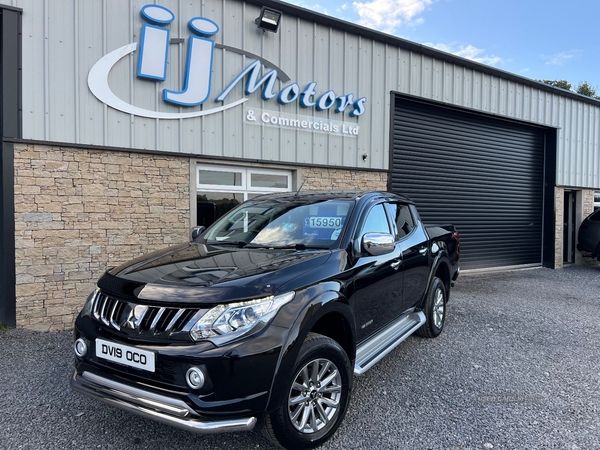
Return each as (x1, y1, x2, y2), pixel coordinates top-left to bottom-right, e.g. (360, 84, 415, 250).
(9, 0, 600, 188)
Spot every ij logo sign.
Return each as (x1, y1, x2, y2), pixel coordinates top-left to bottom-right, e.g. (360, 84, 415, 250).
(88, 4, 367, 120)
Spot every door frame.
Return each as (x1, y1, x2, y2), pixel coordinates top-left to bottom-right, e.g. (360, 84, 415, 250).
(0, 6, 22, 327)
(563, 191, 576, 264)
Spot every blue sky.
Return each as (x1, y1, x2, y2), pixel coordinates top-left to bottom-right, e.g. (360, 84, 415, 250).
(283, 0, 600, 91)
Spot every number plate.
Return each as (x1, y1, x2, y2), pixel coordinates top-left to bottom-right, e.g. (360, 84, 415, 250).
(95, 338, 155, 372)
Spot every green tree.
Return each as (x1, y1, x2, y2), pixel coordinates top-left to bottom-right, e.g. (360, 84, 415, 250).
(539, 79, 600, 100)
(540, 79, 572, 90)
(575, 81, 597, 98)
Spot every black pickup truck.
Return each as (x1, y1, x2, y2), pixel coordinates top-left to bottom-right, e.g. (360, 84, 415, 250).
(71, 191, 460, 449)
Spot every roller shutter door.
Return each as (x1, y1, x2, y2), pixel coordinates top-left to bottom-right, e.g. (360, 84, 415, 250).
(391, 98, 545, 270)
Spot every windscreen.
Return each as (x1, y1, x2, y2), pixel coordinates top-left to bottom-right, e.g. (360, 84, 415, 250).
(203, 199, 353, 247)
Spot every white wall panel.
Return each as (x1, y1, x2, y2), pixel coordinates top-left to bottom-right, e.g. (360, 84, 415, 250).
(104, 0, 133, 149)
(220, 34, 246, 157)
(13, 0, 600, 188)
(326, 28, 346, 167)
(341, 32, 360, 168)
(356, 37, 371, 167)
(370, 40, 386, 169)
(77, 0, 106, 146)
(20, 0, 46, 140)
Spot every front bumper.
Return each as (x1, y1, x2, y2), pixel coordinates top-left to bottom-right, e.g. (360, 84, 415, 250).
(72, 309, 291, 416)
(70, 370, 257, 434)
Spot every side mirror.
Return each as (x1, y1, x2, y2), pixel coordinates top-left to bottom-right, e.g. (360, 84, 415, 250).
(190, 226, 206, 242)
(362, 232, 395, 256)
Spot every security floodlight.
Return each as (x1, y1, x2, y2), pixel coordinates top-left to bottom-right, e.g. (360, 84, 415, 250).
(255, 7, 281, 33)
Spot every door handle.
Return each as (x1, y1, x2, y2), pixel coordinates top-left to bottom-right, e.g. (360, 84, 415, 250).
(391, 259, 402, 270)
(419, 247, 428, 255)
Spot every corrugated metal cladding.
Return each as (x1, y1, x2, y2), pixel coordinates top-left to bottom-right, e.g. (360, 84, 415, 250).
(8, 0, 600, 186)
(14, 0, 384, 169)
(391, 98, 546, 270)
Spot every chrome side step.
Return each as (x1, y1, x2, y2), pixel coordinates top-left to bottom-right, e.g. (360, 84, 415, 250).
(354, 311, 425, 376)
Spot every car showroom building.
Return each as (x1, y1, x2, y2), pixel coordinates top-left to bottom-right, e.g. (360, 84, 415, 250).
(0, 0, 598, 330)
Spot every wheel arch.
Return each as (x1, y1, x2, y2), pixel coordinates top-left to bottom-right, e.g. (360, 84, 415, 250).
(420, 255, 451, 309)
(434, 259, 451, 293)
(309, 309, 355, 363)
(266, 289, 355, 412)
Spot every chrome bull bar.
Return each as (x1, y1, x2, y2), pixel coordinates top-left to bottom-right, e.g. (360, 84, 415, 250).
(70, 371, 257, 434)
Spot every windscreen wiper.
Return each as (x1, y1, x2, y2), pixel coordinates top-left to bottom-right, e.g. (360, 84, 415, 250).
(205, 240, 248, 247)
(245, 243, 328, 250)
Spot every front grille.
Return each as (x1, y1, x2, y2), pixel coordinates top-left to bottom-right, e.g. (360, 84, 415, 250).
(92, 292, 201, 338)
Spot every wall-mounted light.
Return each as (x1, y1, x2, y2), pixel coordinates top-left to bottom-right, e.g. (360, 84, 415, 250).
(255, 6, 282, 33)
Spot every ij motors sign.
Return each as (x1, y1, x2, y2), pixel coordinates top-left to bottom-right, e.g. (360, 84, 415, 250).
(88, 4, 367, 131)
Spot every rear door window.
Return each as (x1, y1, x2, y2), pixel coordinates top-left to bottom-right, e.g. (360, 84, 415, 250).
(386, 203, 416, 239)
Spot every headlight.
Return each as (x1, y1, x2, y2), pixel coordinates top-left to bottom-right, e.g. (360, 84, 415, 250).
(80, 289, 100, 317)
(190, 291, 295, 344)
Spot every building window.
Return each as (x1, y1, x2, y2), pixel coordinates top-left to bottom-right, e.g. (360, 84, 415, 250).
(196, 164, 292, 227)
(594, 192, 600, 211)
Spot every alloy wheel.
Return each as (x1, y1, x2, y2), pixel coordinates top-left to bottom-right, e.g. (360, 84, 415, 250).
(287, 358, 342, 434)
(433, 287, 445, 329)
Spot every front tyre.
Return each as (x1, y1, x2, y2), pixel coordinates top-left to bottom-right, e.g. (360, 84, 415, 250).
(264, 333, 352, 449)
(416, 277, 447, 338)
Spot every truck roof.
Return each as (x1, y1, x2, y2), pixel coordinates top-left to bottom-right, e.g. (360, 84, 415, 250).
(250, 190, 413, 204)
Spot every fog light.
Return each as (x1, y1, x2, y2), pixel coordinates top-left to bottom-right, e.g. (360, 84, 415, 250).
(74, 338, 88, 357)
(186, 367, 205, 389)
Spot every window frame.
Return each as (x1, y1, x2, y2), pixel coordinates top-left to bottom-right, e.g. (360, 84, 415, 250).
(196, 165, 244, 191)
(196, 164, 292, 198)
(353, 202, 394, 255)
(385, 202, 417, 241)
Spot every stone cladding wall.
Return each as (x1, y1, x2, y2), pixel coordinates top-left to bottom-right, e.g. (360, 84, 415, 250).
(302, 167, 387, 191)
(14, 144, 190, 330)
